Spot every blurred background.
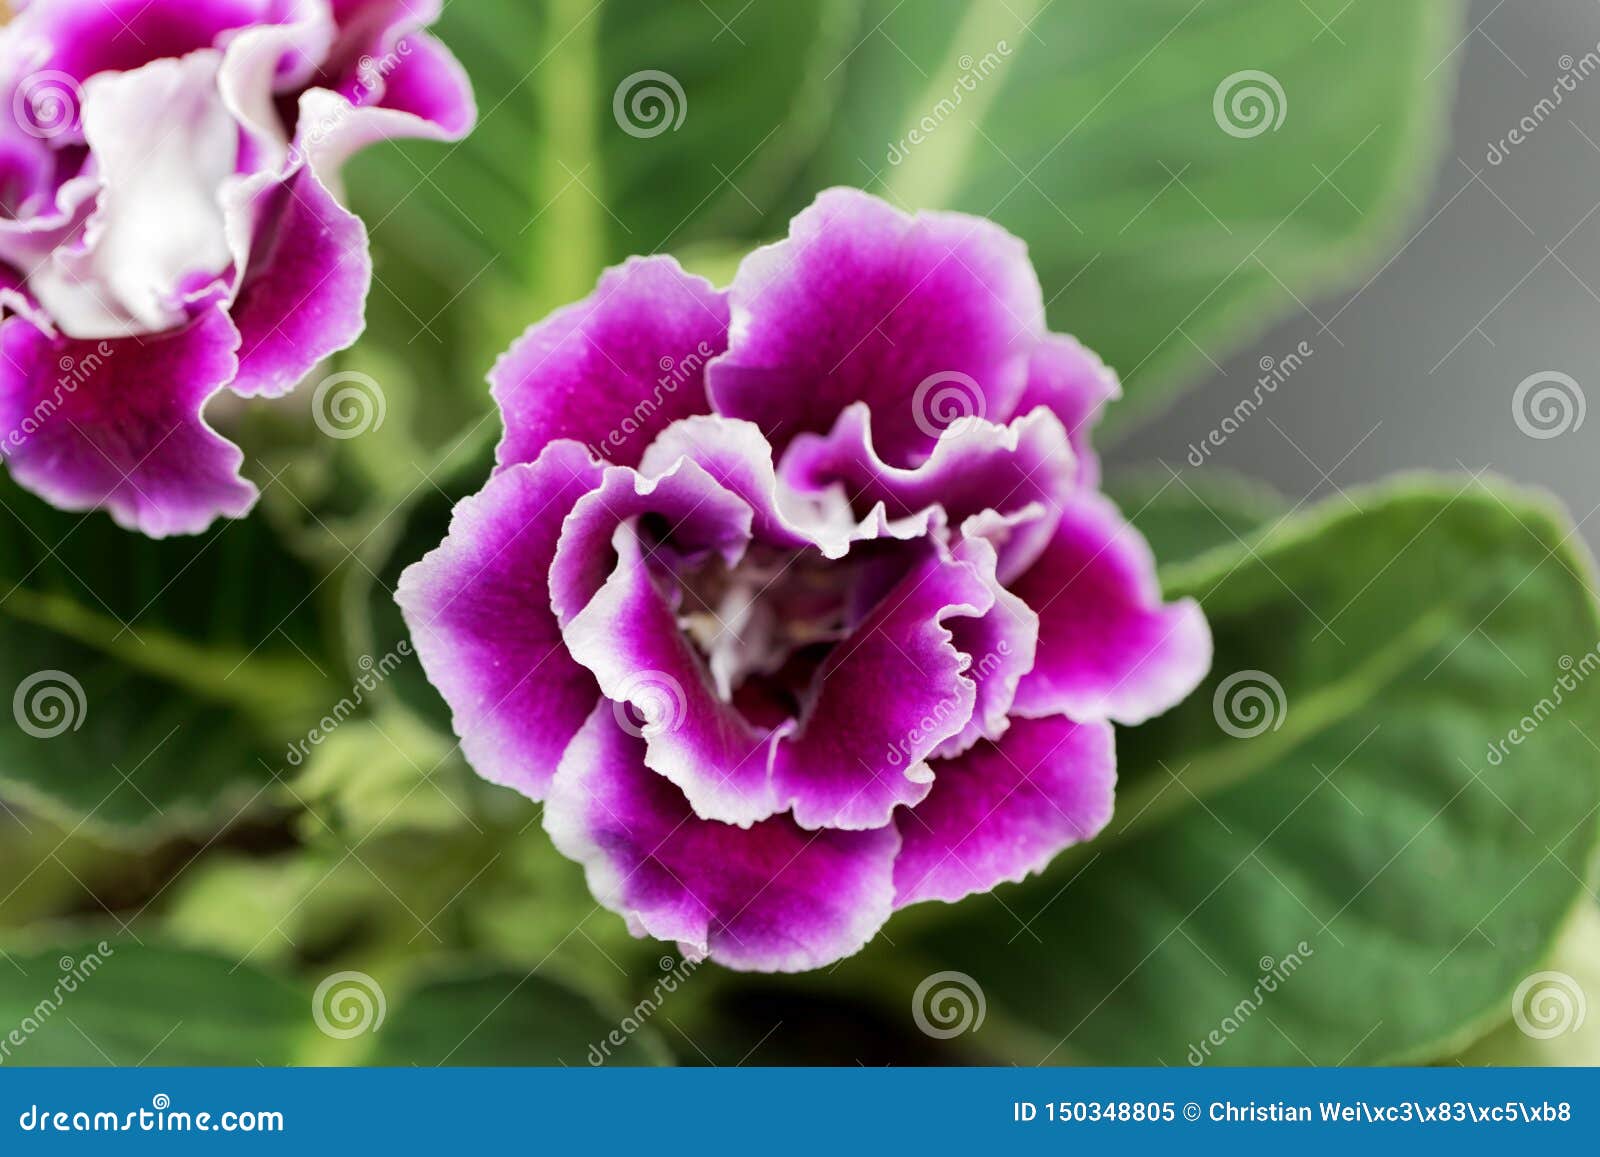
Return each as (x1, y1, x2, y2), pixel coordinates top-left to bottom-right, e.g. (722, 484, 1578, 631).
(1115, 0, 1600, 546)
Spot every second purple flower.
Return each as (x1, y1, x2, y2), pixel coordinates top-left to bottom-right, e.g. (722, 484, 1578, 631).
(0, 0, 475, 536)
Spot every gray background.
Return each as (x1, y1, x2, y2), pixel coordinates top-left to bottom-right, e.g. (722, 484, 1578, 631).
(1112, 0, 1600, 544)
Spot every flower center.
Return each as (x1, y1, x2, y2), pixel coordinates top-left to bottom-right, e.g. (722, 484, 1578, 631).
(659, 539, 914, 713)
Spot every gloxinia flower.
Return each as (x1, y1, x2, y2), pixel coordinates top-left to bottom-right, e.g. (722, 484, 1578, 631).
(398, 189, 1212, 972)
(0, 0, 474, 536)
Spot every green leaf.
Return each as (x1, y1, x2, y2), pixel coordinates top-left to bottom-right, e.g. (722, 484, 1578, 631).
(894, 476, 1600, 1064)
(352, 429, 498, 735)
(787, 0, 1463, 433)
(0, 476, 339, 838)
(0, 939, 670, 1066)
(1456, 902, 1600, 1066)
(0, 941, 304, 1065)
(365, 969, 672, 1066)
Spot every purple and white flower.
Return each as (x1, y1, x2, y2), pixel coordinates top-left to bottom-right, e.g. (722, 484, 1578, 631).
(0, 0, 474, 536)
(398, 188, 1212, 972)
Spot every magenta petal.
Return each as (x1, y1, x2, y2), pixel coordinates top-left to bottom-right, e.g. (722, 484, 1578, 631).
(368, 30, 475, 138)
(771, 545, 993, 831)
(640, 414, 869, 556)
(491, 257, 728, 471)
(230, 168, 370, 398)
(545, 704, 900, 972)
(1011, 491, 1212, 726)
(935, 537, 1038, 758)
(894, 714, 1116, 908)
(708, 188, 1044, 465)
(394, 441, 605, 801)
(0, 305, 256, 537)
(781, 402, 1076, 582)
(553, 459, 781, 825)
(1016, 333, 1120, 487)
(548, 456, 753, 628)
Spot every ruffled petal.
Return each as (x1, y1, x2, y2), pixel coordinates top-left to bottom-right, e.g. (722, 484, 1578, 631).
(934, 536, 1038, 758)
(228, 167, 370, 397)
(781, 401, 1076, 582)
(639, 413, 925, 558)
(708, 187, 1044, 466)
(771, 543, 993, 830)
(394, 441, 605, 801)
(893, 714, 1116, 907)
(491, 257, 727, 472)
(3, 0, 284, 108)
(1016, 333, 1120, 487)
(554, 461, 782, 827)
(545, 703, 900, 972)
(1010, 491, 1212, 726)
(0, 303, 255, 537)
(27, 52, 238, 339)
